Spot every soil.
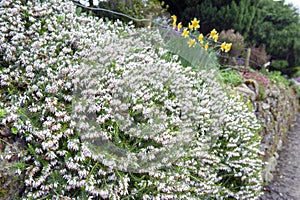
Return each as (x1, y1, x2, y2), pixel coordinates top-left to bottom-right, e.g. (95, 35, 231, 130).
(260, 114, 300, 200)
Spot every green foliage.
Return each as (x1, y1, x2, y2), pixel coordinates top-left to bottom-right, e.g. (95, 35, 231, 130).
(295, 38, 300, 67)
(11, 127, 18, 135)
(163, 0, 259, 39)
(271, 60, 289, 71)
(290, 81, 300, 102)
(11, 161, 27, 172)
(91, 0, 166, 26)
(76, 7, 83, 16)
(215, 0, 259, 40)
(267, 71, 290, 87)
(249, 0, 300, 73)
(258, 84, 267, 100)
(165, 34, 219, 70)
(0, 109, 7, 119)
(290, 67, 300, 78)
(220, 69, 243, 86)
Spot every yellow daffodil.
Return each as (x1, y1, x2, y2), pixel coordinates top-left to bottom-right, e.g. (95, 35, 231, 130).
(198, 33, 204, 42)
(221, 42, 232, 52)
(205, 43, 209, 51)
(188, 23, 193, 30)
(177, 22, 182, 31)
(221, 42, 226, 52)
(172, 21, 177, 29)
(200, 41, 204, 47)
(171, 15, 177, 22)
(209, 29, 217, 38)
(213, 34, 219, 42)
(188, 39, 196, 47)
(191, 18, 200, 30)
(182, 28, 189, 38)
(225, 43, 232, 52)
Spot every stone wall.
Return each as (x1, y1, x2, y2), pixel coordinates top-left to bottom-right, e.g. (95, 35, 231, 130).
(0, 133, 25, 199)
(235, 79, 299, 183)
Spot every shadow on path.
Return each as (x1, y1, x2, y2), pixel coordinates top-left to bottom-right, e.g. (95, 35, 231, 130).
(260, 114, 300, 200)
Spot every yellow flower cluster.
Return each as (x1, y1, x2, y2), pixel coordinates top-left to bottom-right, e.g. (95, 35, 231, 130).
(171, 15, 232, 52)
(221, 42, 232, 53)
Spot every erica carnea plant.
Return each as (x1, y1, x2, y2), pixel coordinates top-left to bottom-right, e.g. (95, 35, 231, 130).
(0, 0, 263, 199)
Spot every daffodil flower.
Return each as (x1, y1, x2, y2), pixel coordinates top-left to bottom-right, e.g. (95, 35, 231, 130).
(221, 42, 232, 52)
(213, 34, 219, 42)
(188, 39, 196, 47)
(191, 18, 200, 30)
(225, 43, 232, 52)
(171, 14, 231, 52)
(209, 29, 217, 38)
(221, 42, 226, 52)
(182, 28, 189, 38)
(205, 43, 209, 51)
(172, 21, 177, 29)
(171, 15, 177, 22)
(198, 33, 204, 42)
(200, 41, 204, 47)
(177, 22, 182, 31)
(188, 23, 193, 30)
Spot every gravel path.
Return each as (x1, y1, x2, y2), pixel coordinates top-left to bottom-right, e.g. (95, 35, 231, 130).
(260, 114, 300, 200)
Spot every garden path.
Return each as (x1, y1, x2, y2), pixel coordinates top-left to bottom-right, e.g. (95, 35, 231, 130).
(260, 113, 300, 200)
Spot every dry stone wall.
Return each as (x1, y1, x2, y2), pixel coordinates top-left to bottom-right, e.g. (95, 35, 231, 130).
(0, 137, 25, 199)
(235, 79, 299, 183)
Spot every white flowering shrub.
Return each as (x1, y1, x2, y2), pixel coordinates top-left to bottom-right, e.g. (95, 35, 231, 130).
(0, 0, 262, 199)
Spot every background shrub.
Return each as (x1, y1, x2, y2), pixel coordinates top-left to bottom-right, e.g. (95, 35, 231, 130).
(249, 45, 271, 69)
(75, 0, 167, 27)
(219, 29, 245, 57)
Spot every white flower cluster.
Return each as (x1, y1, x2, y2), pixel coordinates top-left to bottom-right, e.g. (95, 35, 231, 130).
(77, 0, 105, 7)
(72, 44, 227, 173)
(0, 0, 263, 199)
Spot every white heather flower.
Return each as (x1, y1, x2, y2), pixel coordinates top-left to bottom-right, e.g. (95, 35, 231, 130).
(67, 139, 80, 151)
(79, 0, 90, 7)
(93, 0, 99, 6)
